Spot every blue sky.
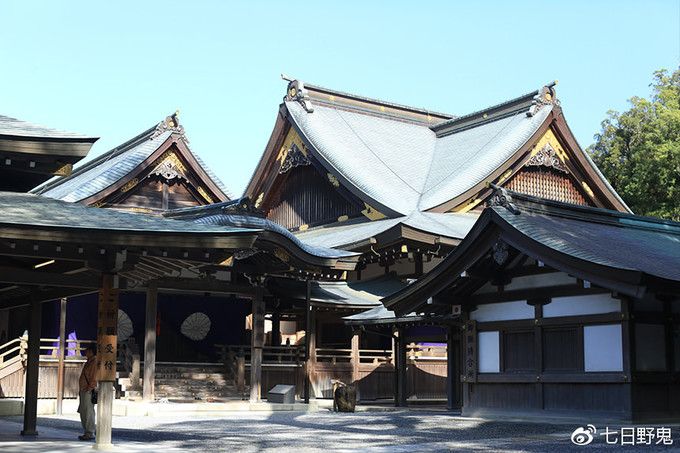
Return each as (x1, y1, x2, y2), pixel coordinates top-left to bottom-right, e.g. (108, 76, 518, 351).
(1, 1, 678, 196)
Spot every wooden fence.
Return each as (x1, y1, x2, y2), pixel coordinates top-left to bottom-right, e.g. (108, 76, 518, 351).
(217, 343, 448, 401)
(0, 336, 95, 398)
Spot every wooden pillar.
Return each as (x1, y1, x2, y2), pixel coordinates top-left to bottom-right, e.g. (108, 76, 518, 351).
(271, 311, 281, 346)
(446, 325, 456, 410)
(143, 284, 158, 402)
(351, 330, 360, 401)
(21, 295, 41, 436)
(351, 331, 360, 383)
(621, 296, 634, 417)
(414, 252, 424, 277)
(303, 280, 314, 403)
(0, 308, 9, 343)
(56, 298, 67, 415)
(96, 273, 119, 449)
(533, 301, 545, 411)
(249, 286, 265, 403)
(393, 328, 407, 407)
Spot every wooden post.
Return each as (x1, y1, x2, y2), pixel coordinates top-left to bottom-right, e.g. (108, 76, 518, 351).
(249, 286, 265, 403)
(394, 328, 407, 407)
(446, 325, 455, 410)
(143, 284, 158, 402)
(95, 273, 119, 449)
(236, 355, 246, 394)
(351, 330, 360, 401)
(56, 298, 67, 415)
(271, 311, 281, 346)
(303, 280, 316, 403)
(21, 295, 41, 436)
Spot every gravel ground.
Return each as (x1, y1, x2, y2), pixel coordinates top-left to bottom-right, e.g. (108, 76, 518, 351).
(2, 410, 680, 452)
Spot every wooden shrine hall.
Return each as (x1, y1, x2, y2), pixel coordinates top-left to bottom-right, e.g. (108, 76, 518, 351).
(376, 188, 680, 421)
(0, 113, 359, 447)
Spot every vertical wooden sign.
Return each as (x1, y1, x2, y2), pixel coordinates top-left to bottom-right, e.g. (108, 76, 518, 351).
(464, 320, 477, 383)
(97, 274, 119, 382)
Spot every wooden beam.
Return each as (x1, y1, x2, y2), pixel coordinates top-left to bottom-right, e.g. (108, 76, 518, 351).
(143, 284, 158, 402)
(21, 294, 40, 436)
(0, 266, 100, 288)
(467, 284, 608, 305)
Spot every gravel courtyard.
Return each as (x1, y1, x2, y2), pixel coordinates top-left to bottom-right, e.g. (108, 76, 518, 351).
(1, 410, 680, 452)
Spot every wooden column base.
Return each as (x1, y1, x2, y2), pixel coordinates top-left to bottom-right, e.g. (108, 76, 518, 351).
(95, 381, 115, 449)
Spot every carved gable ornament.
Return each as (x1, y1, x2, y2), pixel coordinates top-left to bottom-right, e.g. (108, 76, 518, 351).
(150, 151, 187, 182)
(526, 143, 569, 173)
(279, 143, 310, 174)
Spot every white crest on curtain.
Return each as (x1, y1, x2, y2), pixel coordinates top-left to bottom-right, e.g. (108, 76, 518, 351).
(117, 309, 134, 343)
(181, 312, 211, 341)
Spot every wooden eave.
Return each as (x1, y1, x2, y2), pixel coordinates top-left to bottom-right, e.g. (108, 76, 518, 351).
(244, 107, 290, 199)
(254, 231, 360, 272)
(384, 208, 651, 316)
(0, 223, 258, 251)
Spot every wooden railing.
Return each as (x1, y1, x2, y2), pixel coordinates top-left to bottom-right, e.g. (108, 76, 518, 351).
(359, 349, 393, 364)
(316, 348, 352, 364)
(0, 337, 24, 366)
(38, 338, 96, 360)
(406, 343, 447, 361)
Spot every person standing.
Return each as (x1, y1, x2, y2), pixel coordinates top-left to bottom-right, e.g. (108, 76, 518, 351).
(77, 344, 97, 441)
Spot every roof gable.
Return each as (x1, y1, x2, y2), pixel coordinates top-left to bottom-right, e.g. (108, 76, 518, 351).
(33, 113, 230, 208)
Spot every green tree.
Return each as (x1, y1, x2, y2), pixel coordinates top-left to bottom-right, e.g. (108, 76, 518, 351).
(588, 69, 680, 220)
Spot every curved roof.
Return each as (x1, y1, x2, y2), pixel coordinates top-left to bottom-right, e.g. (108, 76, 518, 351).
(164, 199, 360, 268)
(34, 118, 230, 202)
(0, 192, 253, 235)
(295, 210, 478, 250)
(36, 130, 173, 202)
(382, 191, 680, 315)
(0, 114, 96, 141)
(285, 90, 552, 216)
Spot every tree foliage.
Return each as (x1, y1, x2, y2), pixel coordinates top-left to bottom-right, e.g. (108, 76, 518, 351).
(588, 69, 680, 220)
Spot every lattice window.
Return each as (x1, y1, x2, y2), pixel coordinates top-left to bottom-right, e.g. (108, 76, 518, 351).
(506, 167, 591, 206)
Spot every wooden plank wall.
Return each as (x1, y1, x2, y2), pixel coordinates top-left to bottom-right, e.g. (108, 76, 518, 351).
(1, 362, 83, 398)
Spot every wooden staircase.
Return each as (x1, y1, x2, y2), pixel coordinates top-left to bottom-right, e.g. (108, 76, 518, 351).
(155, 364, 244, 401)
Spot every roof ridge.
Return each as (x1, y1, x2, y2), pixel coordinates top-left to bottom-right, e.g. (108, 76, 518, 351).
(281, 75, 455, 121)
(431, 82, 558, 136)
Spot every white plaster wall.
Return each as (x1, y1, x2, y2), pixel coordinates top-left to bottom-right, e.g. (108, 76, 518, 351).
(478, 331, 500, 373)
(583, 324, 623, 372)
(470, 301, 533, 322)
(543, 294, 620, 318)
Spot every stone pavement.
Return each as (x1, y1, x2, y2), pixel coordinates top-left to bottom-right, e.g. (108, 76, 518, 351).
(1, 410, 680, 452)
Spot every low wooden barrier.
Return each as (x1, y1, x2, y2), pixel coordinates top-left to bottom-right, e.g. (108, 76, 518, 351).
(217, 342, 448, 401)
(0, 336, 96, 399)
